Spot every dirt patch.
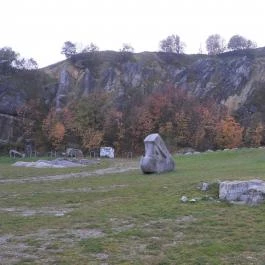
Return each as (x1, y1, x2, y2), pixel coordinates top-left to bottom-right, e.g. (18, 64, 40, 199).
(0, 207, 72, 217)
(109, 217, 136, 233)
(57, 184, 129, 194)
(92, 252, 109, 260)
(0, 161, 139, 184)
(69, 229, 105, 239)
(0, 215, 196, 264)
(0, 227, 106, 265)
(175, 215, 196, 223)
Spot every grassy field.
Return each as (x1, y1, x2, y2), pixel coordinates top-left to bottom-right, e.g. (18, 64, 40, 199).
(1, 148, 265, 264)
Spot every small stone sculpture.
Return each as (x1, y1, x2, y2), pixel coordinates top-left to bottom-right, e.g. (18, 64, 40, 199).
(140, 133, 175, 174)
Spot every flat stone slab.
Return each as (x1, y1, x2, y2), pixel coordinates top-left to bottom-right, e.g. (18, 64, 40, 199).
(12, 159, 87, 168)
(219, 179, 265, 205)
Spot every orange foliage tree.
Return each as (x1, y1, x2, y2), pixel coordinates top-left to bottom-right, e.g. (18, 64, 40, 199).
(41, 84, 244, 154)
(215, 116, 244, 149)
(42, 108, 66, 150)
(80, 129, 103, 150)
(50, 122, 65, 149)
(128, 86, 223, 152)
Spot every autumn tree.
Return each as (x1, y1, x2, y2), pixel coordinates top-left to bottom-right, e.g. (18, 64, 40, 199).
(128, 106, 156, 153)
(103, 109, 125, 154)
(42, 108, 66, 150)
(206, 34, 226, 55)
(50, 122, 65, 148)
(192, 104, 224, 150)
(215, 116, 243, 149)
(67, 92, 110, 150)
(251, 123, 264, 146)
(244, 122, 264, 147)
(127, 86, 222, 152)
(40, 84, 231, 154)
(160, 35, 185, 54)
(16, 98, 48, 151)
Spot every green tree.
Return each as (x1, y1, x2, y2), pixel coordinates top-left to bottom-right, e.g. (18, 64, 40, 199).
(61, 41, 77, 58)
(68, 92, 110, 150)
(104, 109, 125, 154)
(120, 43, 134, 53)
(228, 35, 257, 50)
(159, 35, 185, 54)
(0, 47, 19, 73)
(81, 42, 99, 53)
(206, 34, 226, 55)
(16, 58, 38, 70)
(117, 43, 135, 63)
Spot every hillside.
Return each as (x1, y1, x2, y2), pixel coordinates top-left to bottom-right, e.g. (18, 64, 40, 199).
(1, 48, 265, 152)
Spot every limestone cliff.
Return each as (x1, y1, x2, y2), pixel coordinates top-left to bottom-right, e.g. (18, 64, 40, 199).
(43, 49, 265, 115)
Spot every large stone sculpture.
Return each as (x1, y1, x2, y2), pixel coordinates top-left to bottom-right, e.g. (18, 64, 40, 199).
(140, 133, 175, 174)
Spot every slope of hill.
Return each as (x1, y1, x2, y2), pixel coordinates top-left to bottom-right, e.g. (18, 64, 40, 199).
(1, 48, 265, 150)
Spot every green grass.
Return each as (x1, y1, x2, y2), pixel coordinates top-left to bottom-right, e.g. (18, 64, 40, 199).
(1, 148, 265, 264)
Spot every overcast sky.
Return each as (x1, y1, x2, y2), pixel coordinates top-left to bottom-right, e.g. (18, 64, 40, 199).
(1, 0, 264, 67)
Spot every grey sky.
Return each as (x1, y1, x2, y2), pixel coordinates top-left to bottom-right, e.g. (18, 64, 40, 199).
(1, 0, 264, 67)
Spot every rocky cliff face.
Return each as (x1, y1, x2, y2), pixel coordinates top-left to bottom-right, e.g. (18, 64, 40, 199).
(1, 48, 265, 148)
(44, 49, 265, 115)
(0, 69, 56, 148)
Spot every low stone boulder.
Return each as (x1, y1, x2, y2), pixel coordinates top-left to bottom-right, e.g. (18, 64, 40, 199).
(12, 159, 86, 168)
(9, 149, 25, 158)
(219, 179, 265, 205)
(140, 133, 175, 174)
(66, 148, 84, 159)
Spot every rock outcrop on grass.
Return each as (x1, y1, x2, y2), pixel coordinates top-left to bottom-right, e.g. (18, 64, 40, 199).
(12, 159, 94, 168)
(219, 179, 265, 205)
